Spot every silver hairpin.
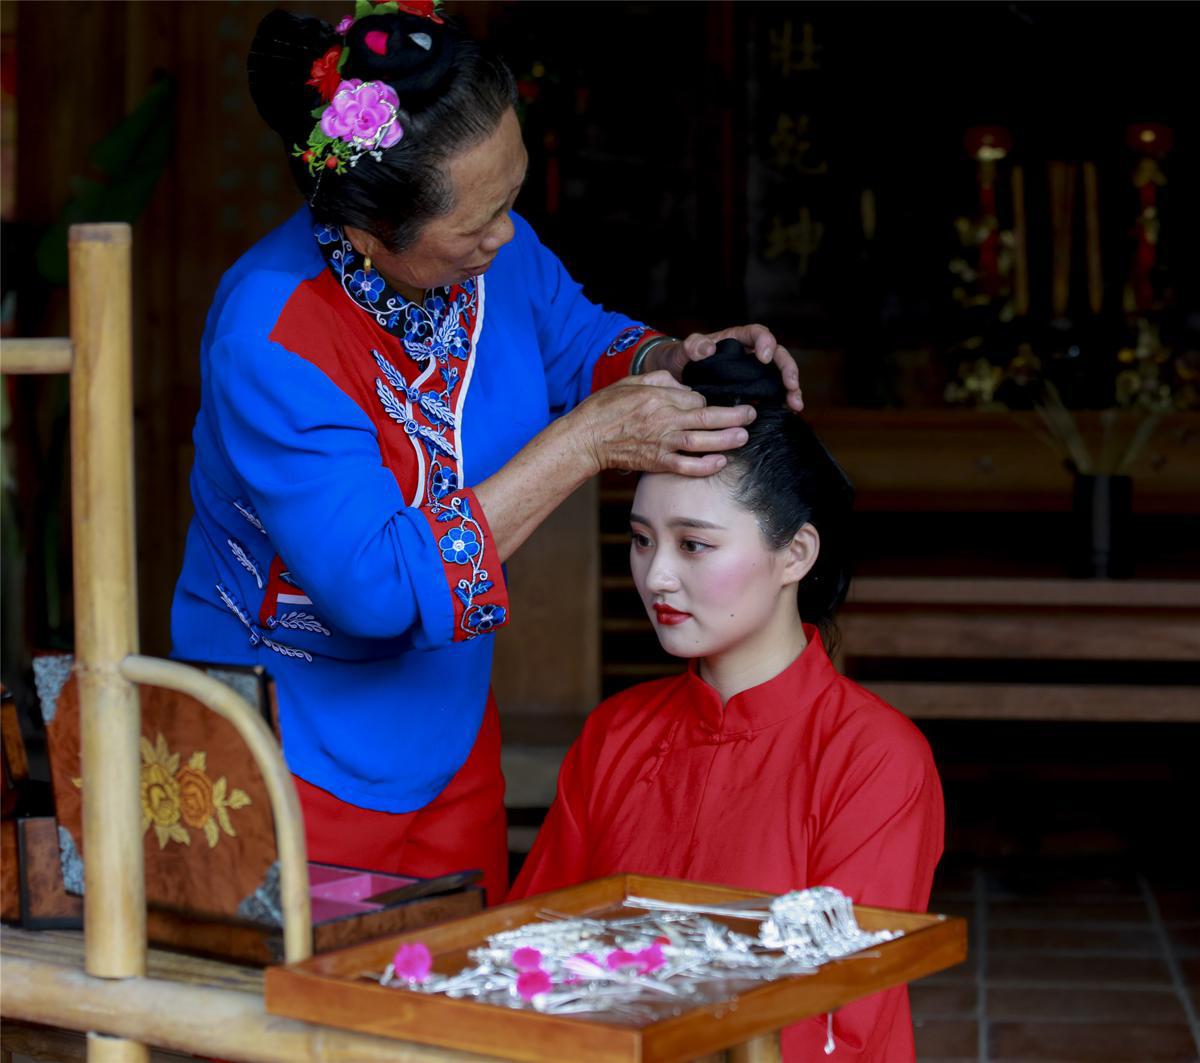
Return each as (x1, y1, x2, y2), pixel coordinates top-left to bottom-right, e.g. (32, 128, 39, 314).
(377, 886, 901, 1019)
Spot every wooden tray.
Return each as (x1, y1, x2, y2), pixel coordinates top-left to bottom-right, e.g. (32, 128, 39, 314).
(265, 874, 968, 1063)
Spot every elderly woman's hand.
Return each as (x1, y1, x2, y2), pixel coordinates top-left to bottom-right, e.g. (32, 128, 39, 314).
(574, 370, 756, 477)
(643, 325, 804, 412)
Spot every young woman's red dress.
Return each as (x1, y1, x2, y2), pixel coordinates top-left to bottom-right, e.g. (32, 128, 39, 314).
(509, 627, 944, 1062)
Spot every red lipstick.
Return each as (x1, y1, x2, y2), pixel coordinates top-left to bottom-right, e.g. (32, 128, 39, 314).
(653, 603, 691, 626)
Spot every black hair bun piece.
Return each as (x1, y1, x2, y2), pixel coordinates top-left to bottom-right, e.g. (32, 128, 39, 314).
(682, 337, 788, 408)
(248, 9, 339, 146)
(343, 13, 460, 111)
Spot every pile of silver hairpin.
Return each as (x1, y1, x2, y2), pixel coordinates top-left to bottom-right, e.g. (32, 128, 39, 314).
(377, 886, 901, 1024)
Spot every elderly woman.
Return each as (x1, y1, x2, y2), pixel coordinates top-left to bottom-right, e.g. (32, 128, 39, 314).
(170, 4, 803, 904)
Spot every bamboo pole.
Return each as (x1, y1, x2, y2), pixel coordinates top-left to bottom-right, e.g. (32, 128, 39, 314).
(68, 223, 146, 1063)
(119, 655, 313, 963)
(0, 337, 73, 375)
(0, 956, 485, 1063)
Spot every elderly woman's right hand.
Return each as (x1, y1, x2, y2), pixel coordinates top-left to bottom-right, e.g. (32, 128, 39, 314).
(573, 370, 756, 477)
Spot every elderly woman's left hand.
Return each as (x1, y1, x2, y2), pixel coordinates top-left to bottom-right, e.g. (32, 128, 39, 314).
(645, 325, 804, 412)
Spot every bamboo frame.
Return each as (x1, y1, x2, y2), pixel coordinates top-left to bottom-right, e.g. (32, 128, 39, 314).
(66, 224, 147, 1063)
(0, 955, 481, 1063)
(1, 223, 312, 1062)
(118, 655, 312, 963)
(0, 337, 74, 375)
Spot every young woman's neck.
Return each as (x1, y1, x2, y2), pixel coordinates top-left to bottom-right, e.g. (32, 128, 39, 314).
(698, 599, 808, 706)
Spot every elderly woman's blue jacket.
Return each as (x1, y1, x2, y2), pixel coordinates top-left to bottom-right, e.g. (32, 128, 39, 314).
(172, 209, 650, 812)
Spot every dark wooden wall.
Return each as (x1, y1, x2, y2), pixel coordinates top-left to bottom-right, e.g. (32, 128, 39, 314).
(13, 1, 345, 655)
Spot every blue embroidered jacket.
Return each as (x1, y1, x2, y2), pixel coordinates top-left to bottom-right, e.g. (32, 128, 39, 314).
(171, 209, 653, 812)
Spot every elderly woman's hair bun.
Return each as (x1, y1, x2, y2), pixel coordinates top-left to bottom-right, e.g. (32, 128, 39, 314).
(343, 13, 459, 109)
(247, 10, 338, 148)
(247, 7, 516, 253)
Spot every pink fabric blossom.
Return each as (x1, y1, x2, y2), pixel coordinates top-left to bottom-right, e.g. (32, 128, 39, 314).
(512, 947, 543, 972)
(605, 948, 640, 971)
(336, 16, 355, 34)
(635, 943, 666, 974)
(392, 942, 432, 982)
(516, 969, 552, 1000)
(320, 80, 403, 149)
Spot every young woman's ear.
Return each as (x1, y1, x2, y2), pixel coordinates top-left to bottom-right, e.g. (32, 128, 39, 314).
(782, 523, 820, 585)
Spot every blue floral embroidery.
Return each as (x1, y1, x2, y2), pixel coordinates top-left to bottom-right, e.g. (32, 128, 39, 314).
(372, 349, 459, 462)
(268, 611, 331, 637)
(215, 583, 314, 663)
(233, 499, 267, 535)
(430, 462, 458, 500)
(349, 268, 385, 304)
(464, 603, 507, 633)
(428, 493, 501, 639)
(312, 222, 479, 362)
(605, 324, 649, 356)
(226, 537, 263, 589)
(438, 526, 480, 565)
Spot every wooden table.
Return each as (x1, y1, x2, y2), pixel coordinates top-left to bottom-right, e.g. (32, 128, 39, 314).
(838, 577, 1200, 722)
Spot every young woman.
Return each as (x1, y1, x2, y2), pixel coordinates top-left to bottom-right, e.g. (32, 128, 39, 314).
(510, 343, 944, 1061)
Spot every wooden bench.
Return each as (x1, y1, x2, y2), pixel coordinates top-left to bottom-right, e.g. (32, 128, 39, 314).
(837, 577, 1200, 722)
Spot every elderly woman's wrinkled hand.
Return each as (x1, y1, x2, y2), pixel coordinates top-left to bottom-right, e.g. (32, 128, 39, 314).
(648, 325, 804, 412)
(575, 370, 756, 477)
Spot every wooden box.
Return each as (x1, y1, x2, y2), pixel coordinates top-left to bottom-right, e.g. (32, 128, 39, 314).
(33, 654, 482, 963)
(265, 873, 968, 1063)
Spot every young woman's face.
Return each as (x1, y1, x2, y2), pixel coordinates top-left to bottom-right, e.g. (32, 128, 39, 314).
(629, 472, 798, 661)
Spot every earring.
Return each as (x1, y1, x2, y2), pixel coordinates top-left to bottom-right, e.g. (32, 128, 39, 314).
(363, 254, 373, 274)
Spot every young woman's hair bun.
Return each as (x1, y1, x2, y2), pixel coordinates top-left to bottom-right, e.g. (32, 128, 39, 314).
(681, 338, 787, 409)
(681, 337, 855, 639)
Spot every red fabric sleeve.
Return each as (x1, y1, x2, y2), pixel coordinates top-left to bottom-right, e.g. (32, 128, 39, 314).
(785, 721, 945, 1062)
(507, 741, 592, 900)
(590, 327, 667, 393)
(417, 486, 510, 643)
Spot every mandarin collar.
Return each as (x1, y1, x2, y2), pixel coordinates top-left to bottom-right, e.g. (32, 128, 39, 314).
(680, 625, 839, 736)
(310, 215, 476, 344)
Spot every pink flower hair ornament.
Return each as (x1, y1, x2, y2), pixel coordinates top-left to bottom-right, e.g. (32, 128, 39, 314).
(295, 0, 447, 177)
(296, 78, 405, 176)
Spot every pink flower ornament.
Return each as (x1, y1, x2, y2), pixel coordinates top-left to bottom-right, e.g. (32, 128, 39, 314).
(516, 969, 553, 1001)
(321, 80, 405, 151)
(336, 16, 355, 34)
(605, 948, 641, 972)
(512, 947, 544, 972)
(392, 942, 432, 983)
(635, 942, 666, 974)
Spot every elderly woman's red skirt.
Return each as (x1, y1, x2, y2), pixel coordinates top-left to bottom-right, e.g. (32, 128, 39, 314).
(293, 695, 508, 905)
